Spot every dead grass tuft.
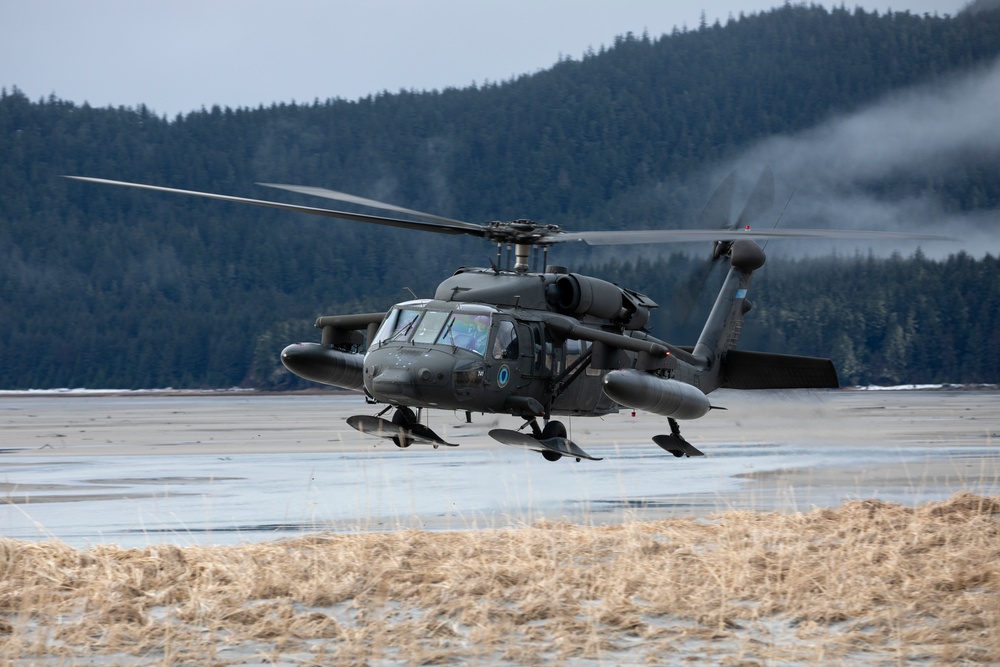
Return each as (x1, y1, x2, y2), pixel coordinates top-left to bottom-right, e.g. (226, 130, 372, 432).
(0, 491, 997, 664)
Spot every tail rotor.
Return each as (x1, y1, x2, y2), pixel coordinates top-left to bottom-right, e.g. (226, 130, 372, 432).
(675, 167, 775, 322)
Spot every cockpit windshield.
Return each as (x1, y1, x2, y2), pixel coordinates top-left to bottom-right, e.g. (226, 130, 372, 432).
(435, 313, 491, 356)
(371, 305, 494, 357)
(411, 311, 451, 344)
(371, 307, 423, 347)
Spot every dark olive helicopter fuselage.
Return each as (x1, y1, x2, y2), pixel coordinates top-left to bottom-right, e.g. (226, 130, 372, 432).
(279, 239, 798, 461)
(282, 267, 640, 421)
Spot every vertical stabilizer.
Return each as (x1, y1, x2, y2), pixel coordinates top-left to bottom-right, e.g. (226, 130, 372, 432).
(691, 240, 765, 391)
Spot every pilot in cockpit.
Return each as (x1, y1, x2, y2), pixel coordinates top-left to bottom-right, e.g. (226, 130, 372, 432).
(452, 314, 490, 355)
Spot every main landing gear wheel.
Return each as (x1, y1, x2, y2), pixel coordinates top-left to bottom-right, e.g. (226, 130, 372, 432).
(391, 407, 418, 448)
(539, 421, 567, 461)
(488, 419, 601, 461)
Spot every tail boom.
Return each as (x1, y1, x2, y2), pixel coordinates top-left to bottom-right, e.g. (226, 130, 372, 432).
(690, 239, 766, 391)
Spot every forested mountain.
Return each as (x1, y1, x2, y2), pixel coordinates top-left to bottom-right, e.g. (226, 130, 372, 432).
(2, 4, 999, 389)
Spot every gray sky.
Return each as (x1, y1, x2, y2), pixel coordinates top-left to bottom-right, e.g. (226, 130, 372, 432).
(0, 0, 970, 117)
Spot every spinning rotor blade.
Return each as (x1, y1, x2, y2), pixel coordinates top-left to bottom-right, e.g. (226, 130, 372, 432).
(258, 183, 480, 230)
(561, 228, 955, 245)
(672, 256, 719, 323)
(734, 166, 775, 231)
(67, 176, 956, 249)
(680, 170, 750, 320)
(696, 170, 737, 229)
(63, 176, 489, 238)
(688, 168, 774, 312)
(695, 167, 774, 232)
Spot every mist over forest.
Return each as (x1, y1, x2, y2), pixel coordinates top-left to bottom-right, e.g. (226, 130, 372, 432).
(2, 4, 999, 389)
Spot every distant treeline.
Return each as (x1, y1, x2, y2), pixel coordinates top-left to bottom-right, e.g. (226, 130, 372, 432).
(2, 4, 999, 388)
(593, 251, 1000, 387)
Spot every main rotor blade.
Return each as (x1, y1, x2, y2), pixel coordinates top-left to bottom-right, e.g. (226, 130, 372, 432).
(560, 228, 956, 245)
(63, 176, 489, 238)
(258, 183, 480, 230)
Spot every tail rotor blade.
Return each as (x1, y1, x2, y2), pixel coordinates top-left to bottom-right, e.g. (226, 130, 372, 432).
(734, 165, 774, 231)
(696, 171, 737, 230)
(673, 255, 718, 323)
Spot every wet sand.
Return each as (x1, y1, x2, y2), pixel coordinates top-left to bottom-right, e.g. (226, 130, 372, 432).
(0, 388, 997, 546)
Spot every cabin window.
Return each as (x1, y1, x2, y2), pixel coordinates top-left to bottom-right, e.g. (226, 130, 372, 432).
(533, 326, 543, 371)
(565, 338, 588, 369)
(529, 324, 553, 373)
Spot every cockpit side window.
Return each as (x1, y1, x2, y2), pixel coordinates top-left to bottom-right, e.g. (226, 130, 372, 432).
(492, 320, 518, 360)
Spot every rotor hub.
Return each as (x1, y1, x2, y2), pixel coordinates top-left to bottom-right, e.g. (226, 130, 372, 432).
(484, 219, 561, 246)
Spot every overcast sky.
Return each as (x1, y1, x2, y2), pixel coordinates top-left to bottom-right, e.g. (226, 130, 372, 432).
(1, 0, 971, 117)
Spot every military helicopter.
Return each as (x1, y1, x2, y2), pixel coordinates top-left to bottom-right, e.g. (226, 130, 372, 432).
(67, 171, 946, 462)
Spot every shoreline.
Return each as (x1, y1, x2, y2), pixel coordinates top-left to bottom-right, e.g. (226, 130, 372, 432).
(1, 383, 997, 397)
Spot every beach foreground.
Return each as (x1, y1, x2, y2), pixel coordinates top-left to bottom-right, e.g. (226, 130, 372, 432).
(1, 493, 998, 665)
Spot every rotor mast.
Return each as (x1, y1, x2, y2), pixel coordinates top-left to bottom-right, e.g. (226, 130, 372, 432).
(514, 243, 531, 272)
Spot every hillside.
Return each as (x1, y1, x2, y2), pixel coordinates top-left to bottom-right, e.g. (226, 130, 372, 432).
(1, 4, 999, 389)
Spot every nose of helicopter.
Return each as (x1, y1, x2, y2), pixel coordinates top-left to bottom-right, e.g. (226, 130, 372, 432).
(368, 366, 419, 400)
(364, 347, 485, 407)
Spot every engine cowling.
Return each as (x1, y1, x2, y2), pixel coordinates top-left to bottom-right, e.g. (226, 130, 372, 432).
(546, 273, 651, 329)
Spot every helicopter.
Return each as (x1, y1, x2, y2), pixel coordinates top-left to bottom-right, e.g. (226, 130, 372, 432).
(66, 170, 947, 462)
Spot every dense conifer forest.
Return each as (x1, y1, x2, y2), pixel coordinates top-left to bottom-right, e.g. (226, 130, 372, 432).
(2, 4, 999, 389)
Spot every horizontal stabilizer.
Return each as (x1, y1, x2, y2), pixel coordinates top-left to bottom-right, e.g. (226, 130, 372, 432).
(721, 350, 839, 390)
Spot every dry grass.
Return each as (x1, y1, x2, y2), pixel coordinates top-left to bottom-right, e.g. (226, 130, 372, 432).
(1, 492, 998, 665)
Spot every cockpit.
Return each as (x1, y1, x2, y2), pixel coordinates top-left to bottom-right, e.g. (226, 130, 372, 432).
(364, 299, 534, 408)
(370, 300, 516, 359)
